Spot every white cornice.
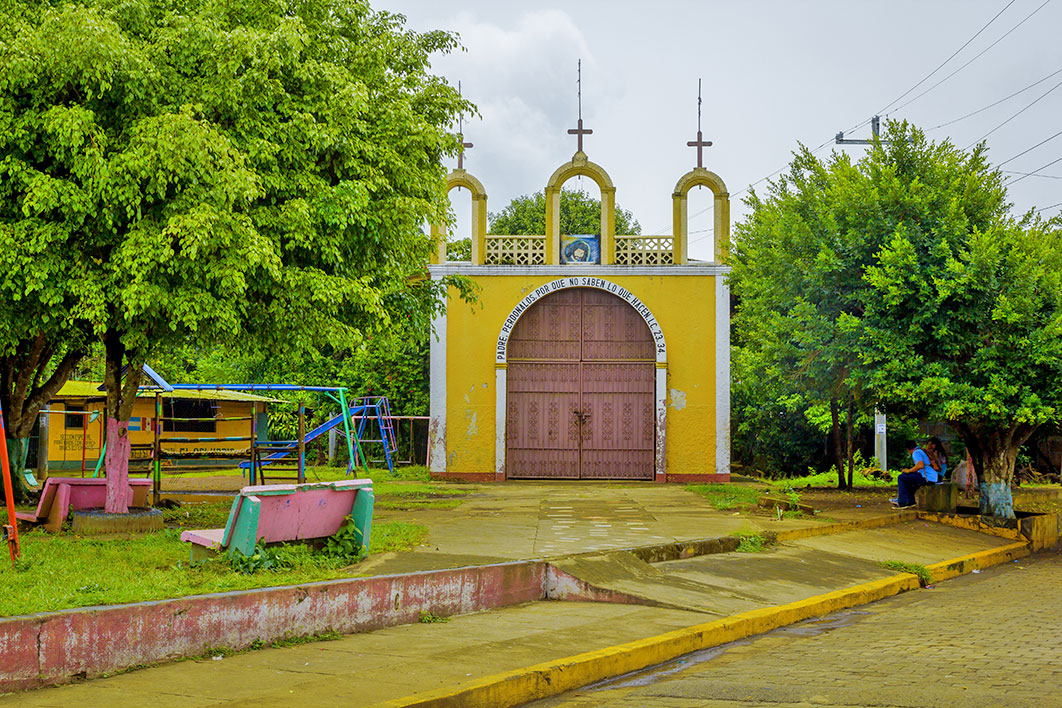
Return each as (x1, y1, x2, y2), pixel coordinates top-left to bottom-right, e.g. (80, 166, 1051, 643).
(428, 263, 730, 278)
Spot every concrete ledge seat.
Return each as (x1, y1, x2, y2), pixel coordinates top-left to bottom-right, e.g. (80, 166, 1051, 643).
(15, 477, 153, 533)
(916, 482, 958, 513)
(180, 479, 374, 560)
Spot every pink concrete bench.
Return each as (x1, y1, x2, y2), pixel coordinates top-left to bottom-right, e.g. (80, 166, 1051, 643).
(180, 479, 374, 560)
(15, 477, 153, 533)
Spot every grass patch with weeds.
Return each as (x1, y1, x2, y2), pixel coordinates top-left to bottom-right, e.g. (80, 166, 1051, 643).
(732, 528, 772, 553)
(686, 483, 762, 510)
(772, 470, 894, 489)
(0, 519, 429, 617)
(880, 560, 932, 586)
(418, 610, 450, 623)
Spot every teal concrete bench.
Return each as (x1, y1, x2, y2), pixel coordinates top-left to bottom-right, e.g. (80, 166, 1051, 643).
(180, 479, 374, 561)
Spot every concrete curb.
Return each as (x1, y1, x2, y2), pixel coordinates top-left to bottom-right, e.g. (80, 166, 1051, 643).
(925, 541, 1029, 583)
(368, 540, 1029, 708)
(774, 511, 916, 542)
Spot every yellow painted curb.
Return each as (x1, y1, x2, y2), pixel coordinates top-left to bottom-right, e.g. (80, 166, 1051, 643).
(775, 511, 916, 542)
(366, 574, 918, 708)
(370, 537, 1032, 708)
(926, 541, 1029, 583)
(916, 511, 1023, 541)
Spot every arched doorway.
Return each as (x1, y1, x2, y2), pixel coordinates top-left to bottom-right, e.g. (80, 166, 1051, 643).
(505, 288, 655, 479)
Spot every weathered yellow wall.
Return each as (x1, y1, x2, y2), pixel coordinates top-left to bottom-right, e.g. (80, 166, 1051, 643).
(444, 274, 717, 476)
(46, 399, 260, 473)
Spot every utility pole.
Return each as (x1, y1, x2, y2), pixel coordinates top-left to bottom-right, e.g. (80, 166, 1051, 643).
(874, 411, 888, 473)
(836, 114, 902, 471)
(835, 115, 912, 146)
(835, 115, 883, 145)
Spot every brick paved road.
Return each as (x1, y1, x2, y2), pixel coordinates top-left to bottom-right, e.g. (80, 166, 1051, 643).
(530, 550, 1062, 708)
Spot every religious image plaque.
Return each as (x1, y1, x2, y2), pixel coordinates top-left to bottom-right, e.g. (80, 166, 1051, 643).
(561, 234, 600, 264)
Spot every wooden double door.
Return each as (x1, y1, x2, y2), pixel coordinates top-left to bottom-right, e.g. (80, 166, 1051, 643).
(505, 288, 655, 479)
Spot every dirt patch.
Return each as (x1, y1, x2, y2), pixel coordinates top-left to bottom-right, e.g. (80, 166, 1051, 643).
(789, 487, 898, 520)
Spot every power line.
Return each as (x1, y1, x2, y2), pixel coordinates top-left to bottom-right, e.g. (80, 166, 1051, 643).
(877, 0, 1017, 116)
(1007, 155, 1062, 185)
(691, 4, 1024, 236)
(928, 64, 1062, 131)
(964, 75, 1062, 149)
(997, 128, 1062, 167)
(891, 0, 1051, 115)
(1003, 170, 1062, 180)
(1034, 201, 1062, 213)
(674, 140, 837, 237)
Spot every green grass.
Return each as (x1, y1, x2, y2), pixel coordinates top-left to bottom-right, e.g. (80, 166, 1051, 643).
(771, 470, 895, 489)
(0, 520, 429, 617)
(417, 610, 450, 624)
(158, 464, 472, 513)
(880, 560, 932, 586)
(686, 483, 762, 510)
(162, 502, 233, 529)
(732, 529, 772, 553)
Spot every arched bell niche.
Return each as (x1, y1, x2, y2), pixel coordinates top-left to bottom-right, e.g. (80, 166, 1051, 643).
(430, 169, 488, 264)
(672, 167, 730, 263)
(544, 152, 616, 265)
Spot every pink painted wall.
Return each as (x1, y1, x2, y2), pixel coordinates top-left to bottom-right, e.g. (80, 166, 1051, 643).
(0, 561, 547, 692)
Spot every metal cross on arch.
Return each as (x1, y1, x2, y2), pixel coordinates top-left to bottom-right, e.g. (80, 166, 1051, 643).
(457, 80, 473, 170)
(687, 78, 713, 168)
(567, 59, 593, 153)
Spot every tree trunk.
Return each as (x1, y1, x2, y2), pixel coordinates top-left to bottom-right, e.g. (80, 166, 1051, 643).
(953, 422, 1037, 520)
(830, 397, 845, 489)
(103, 328, 143, 515)
(0, 335, 85, 503)
(2, 437, 28, 503)
(845, 397, 855, 488)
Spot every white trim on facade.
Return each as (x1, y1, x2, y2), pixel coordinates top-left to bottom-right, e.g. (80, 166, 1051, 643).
(494, 277, 668, 479)
(428, 304, 448, 474)
(429, 264, 730, 278)
(655, 366, 668, 479)
(715, 275, 731, 476)
(494, 366, 507, 479)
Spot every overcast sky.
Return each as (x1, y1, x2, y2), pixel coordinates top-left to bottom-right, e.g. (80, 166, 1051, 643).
(385, 0, 1062, 261)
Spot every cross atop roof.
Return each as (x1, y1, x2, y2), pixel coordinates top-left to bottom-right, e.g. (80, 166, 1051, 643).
(567, 59, 593, 153)
(457, 81, 472, 170)
(687, 78, 713, 168)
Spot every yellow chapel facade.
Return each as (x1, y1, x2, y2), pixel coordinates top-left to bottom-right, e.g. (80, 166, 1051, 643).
(427, 149, 731, 483)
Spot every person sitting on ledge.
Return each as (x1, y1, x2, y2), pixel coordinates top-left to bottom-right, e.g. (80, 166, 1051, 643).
(892, 439, 936, 509)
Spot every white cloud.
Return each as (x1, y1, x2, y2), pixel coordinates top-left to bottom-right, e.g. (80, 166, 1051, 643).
(427, 10, 619, 223)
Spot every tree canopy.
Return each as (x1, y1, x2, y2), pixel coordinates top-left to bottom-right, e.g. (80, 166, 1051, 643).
(732, 121, 1062, 515)
(488, 188, 640, 236)
(0, 0, 471, 505)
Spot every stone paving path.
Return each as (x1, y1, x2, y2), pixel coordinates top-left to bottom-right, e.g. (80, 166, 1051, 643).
(529, 550, 1062, 708)
(535, 497, 670, 554)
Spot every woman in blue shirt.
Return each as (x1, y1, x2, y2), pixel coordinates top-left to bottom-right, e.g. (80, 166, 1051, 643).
(927, 437, 948, 482)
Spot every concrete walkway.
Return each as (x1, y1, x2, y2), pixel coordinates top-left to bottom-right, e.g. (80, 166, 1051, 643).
(528, 551, 1062, 708)
(351, 481, 848, 576)
(3, 478, 1033, 708)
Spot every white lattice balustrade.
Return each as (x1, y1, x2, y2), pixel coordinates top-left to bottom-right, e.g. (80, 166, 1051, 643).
(614, 236, 675, 266)
(484, 235, 547, 265)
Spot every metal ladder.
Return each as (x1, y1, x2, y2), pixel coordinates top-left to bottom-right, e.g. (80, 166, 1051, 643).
(353, 397, 397, 475)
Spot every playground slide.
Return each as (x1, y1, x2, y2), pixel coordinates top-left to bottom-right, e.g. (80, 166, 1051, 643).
(239, 405, 369, 470)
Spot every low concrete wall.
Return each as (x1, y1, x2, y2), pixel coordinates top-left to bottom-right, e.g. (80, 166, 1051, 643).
(0, 561, 546, 692)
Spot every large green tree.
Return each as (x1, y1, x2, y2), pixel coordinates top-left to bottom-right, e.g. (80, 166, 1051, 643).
(862, 193, 1062, 518)
(0, 0, 470, 510)
(733, 122, 1062, 516)
(488, 188, 640, 235)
